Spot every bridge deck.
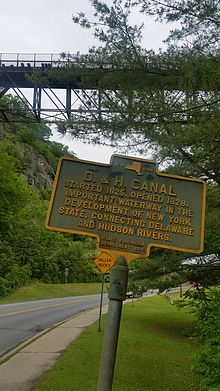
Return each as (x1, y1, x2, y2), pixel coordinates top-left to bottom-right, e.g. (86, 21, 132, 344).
(0, 53, 219, 123)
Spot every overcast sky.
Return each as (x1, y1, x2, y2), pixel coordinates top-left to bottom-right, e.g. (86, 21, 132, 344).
(0, 0, 171, 163)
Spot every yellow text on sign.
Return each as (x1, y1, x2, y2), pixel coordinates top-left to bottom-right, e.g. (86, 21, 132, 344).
(94, 253, 115, 274)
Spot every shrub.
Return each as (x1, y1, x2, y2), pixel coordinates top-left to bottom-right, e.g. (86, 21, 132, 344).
(177, 287, 220, 388)
(6, 264, 32, 290)
(0, 277, 11, 297)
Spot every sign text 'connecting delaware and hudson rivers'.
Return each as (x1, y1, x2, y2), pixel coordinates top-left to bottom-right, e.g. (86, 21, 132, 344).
(46, 155, 206, 262)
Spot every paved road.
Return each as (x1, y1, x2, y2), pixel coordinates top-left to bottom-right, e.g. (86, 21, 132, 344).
(0, 294, 108, 357)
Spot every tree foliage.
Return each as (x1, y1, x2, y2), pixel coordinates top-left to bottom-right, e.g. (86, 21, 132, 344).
(136, 0, 220, 53)
(0, 109, 99, 296)
(66, 0, 220, 279)
(54, 0, 220, 185)
(177, 287, 220, 388)
(66, 0, 220, 285)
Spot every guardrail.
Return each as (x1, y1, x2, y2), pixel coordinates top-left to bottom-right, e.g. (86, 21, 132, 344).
(0, 53, 116, 70)
(0, 53, 70, 68)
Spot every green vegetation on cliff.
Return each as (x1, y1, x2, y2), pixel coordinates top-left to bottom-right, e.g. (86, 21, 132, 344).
(0, 96, 99, 296)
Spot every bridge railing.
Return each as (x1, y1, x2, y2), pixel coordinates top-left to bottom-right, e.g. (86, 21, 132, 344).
(0, 53, 119, 70)
(0, 53, 70, 68)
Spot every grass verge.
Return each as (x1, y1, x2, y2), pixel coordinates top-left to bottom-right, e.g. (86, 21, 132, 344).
(0, 281, 109, 303)
(36, 295, 206, 391)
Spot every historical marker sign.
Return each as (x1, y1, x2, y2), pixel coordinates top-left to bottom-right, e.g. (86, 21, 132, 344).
(46, 155, 206, 262)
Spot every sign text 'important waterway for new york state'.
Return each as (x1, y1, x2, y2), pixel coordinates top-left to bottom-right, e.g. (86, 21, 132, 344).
(46, 155, 206, 259)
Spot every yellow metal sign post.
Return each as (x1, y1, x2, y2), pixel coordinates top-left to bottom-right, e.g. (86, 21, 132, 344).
(46, 154, 206, 391)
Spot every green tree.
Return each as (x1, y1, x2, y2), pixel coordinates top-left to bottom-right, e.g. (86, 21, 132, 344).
(45, 236, 97, 283)
(136, 0, 220, 53)
(68, 0, 220, 274)
(0, 117, 97, 292)
(0, 148, 32, 238)
(55, 0, 220, 184)
(177, 287, 220, 388)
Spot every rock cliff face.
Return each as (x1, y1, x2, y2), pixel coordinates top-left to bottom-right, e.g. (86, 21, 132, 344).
(20, 143, 55, 189)
(0, 122, 56, 190)
(0, 122, 11, 138)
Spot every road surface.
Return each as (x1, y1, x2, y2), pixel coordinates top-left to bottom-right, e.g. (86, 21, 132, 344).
(0, 294, 108, 357)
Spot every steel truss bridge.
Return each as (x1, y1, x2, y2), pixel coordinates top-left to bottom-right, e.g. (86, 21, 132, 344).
(0, 53, 106, 122)
(0, 52, 219, 124)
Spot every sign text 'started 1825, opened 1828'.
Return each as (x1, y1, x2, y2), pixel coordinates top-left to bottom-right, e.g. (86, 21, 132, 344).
(46, 155, 206, 262)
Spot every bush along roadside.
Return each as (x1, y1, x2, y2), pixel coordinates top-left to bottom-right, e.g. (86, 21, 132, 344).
(0, 264, 31, 297)
(177, 287, 220, 389)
